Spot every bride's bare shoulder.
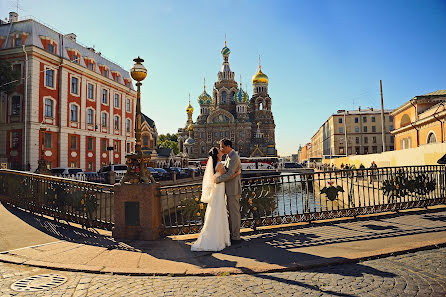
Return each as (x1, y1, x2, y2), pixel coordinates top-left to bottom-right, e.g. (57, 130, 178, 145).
(215, 162, 225, 173)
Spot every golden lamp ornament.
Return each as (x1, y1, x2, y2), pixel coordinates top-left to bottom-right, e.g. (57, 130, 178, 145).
(130, 56, 147, 82)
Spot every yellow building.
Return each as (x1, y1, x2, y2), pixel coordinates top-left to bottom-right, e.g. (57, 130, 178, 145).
(391, 90, 446, 150)
(310, 108, 394, 159)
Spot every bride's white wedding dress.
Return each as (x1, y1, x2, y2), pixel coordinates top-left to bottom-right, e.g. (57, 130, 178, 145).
(191, 163, 230, 252)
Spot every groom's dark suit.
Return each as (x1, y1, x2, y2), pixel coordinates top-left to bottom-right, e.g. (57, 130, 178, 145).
(216, 149, 241, 240)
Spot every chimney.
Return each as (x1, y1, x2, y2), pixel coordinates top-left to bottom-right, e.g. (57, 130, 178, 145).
(9, 12, 18, 23)
(65, 33, 77, 42)
(358, 106, 361, 111)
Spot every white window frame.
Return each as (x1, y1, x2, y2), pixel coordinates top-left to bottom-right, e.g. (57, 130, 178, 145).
(69, 103, 79, 122)
(126, 98, 131, 112)
(426, 131, 437, 144)
(102, 89, 109, 105)
(126, 118, 131, 132)
(44, 97, 55, 118)
(114, 93, 120, 108)
(86, 108, 95, 125)
(44, 66, 56, 90)
(114, 115, 121, 131)
(87, 82, 95, 101)
(101, 111, 109, 128)
(70, 75, 80, 96)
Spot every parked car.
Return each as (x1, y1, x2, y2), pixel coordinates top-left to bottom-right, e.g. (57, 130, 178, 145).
(284, 162, 302, 169)
(147, 167, 160, 180)
(167, 167, 188, 179)
(184, 167, 200, 177)
(154, 168, 169, 180)
(51, 167, 86, 181)
(98, 164, 127, 183)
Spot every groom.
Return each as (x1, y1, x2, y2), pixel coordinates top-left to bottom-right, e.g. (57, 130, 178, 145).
(215, 139, 242, 244)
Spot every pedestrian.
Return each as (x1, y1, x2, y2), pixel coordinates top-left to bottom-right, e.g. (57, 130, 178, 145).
(370, 161, 378, 182)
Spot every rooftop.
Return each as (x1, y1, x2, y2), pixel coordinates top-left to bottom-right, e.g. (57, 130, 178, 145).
(0, 13, 134, 90)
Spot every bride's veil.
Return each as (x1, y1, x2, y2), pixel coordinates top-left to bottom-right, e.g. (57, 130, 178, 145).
(201, 156, 215, 203)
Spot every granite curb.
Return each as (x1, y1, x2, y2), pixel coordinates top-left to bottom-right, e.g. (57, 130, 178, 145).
(1, 239, 446, 277)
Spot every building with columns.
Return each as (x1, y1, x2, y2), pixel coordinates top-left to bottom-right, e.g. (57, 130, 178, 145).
(0, 12, 137, 171)
(178, 43, 277, 158)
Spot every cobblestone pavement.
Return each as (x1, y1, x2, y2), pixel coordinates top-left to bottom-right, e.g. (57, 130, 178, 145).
(0, 248, 445, 297)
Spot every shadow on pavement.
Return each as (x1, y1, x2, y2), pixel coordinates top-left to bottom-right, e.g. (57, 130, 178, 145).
(4, 202, 446, 295)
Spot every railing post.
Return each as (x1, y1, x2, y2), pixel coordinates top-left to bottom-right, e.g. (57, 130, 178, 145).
(112, 182, 162, 240)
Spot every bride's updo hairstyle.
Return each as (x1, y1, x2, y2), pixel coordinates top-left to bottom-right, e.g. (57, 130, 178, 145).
(208, 147, 219, 173)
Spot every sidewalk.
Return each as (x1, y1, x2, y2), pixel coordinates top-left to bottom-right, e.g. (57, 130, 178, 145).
(1, 202, 446, 276)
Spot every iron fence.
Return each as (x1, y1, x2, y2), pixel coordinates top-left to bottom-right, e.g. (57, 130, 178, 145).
(0, 169, 114, 230)
(159, 165, 446, 236)
(0, 165, 444, 236)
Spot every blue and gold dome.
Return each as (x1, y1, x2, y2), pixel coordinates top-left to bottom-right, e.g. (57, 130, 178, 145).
(235, 87, 249, 103)
(198, 89, 212, 105)
(221, 46, 231, 56)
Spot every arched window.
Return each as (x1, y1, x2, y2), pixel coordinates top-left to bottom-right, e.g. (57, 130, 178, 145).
(87, 108, 94, 125)
(114, 115, 120, 130)
(259, 102, 263, 110)
(230, 91, 235, 103)
(126, 119, 131, 132)
(427, 132, 437, 144)
(44, 98, 54, 118)
(101, 112, 108, 127)
(221, 91, 227, 104)
(400, 114, 411, 128)
(143, 135, 149, 146)
(70, 104, 78, 122)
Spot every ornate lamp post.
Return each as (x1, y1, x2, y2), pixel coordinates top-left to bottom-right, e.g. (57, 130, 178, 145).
(121, 57, 154, 184)
(35, 122, 50, 174)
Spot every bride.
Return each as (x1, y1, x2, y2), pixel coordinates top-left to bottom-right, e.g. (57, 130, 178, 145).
(191, 147, 240, 252)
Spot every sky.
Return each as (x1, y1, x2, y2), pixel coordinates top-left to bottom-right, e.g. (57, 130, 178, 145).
(2, 0, 445, 156)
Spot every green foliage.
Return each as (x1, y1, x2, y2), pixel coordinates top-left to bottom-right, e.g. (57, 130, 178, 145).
(159, 133, 178, 142)
(0, 60, 21, 94)
(158, 133, 179, 155)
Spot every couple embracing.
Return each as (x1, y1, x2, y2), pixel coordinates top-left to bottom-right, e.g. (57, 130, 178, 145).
(191, 139, 242, 252)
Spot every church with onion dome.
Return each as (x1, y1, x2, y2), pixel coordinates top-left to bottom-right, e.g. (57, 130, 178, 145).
(178, 42, 277, 159)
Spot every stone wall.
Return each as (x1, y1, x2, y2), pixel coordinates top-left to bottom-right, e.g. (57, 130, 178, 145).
(323, 143, 446, 168)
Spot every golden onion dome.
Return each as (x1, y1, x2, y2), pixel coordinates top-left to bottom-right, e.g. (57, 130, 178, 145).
(252, 68, 268, 84)
(186, 104, 194, 114)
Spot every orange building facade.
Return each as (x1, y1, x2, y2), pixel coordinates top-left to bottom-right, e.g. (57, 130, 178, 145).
(391, 90, 446, 150)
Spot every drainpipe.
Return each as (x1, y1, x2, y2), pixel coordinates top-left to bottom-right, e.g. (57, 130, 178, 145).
(432, 103, 445, 143)
(22, 45, 28, 170)
(57, 34, 64, 167)
(409, 99, 419, 147)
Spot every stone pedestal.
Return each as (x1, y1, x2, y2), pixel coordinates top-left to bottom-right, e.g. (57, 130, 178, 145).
(112, 182, 161, 240)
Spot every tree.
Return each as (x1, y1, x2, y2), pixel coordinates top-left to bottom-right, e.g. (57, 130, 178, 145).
(0, 60, 21, 94)
(158, 133, 179, 155)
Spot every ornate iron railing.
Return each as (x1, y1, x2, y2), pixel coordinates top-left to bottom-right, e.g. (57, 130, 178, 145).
(159, 165, 446, 236)
(0, 169, 114, 230)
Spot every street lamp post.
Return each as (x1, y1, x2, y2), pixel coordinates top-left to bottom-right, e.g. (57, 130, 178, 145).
(35, 122, 50, 174)
(121, 57, 154, 184)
